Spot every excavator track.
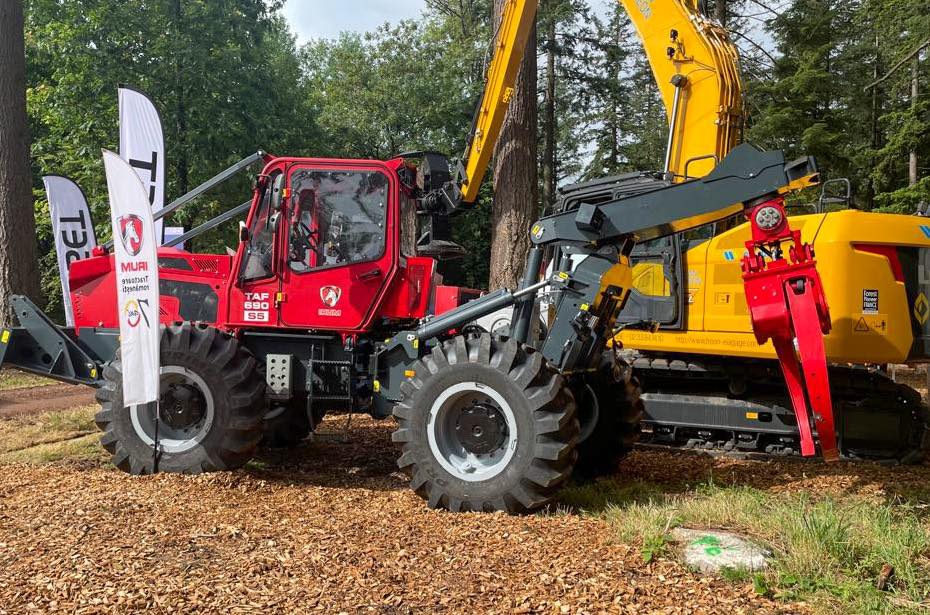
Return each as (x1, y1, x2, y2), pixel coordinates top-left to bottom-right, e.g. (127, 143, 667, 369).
(626, 353, 930, 464)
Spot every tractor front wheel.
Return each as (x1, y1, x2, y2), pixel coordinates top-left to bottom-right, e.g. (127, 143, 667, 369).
(95, 323, 266, 474)
(392, 334, 578, 513)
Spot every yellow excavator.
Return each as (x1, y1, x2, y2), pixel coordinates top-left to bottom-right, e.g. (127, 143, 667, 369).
(454, 0, 928, 463)
(534, 0, 930, 461)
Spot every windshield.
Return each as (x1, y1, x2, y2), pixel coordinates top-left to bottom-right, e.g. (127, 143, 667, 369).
(288, 169, 388, 273)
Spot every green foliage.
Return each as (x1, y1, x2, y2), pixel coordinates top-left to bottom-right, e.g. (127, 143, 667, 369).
(747, 0, 929, 212)
(25, 0, 314, 319)
(575, 4, 667, 179)
(640, 533, 667, 563)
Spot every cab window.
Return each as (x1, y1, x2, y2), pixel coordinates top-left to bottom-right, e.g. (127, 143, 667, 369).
(240, 171, 283, 282)
(288, 169, 388, 273)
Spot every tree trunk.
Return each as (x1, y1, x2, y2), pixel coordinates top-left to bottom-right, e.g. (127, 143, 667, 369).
(174, 0, 189, 195)
(910, 56, 919, 188)
(0, 0, 40, 326)
(489, 0, 538, 291)
(867, 35, 881, 210)
(714, 0, 726, 26)
(542, 9, 557, 213)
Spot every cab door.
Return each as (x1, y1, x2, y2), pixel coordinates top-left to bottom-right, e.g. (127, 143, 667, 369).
(278, 163, 397, 332)
(615, 235, 686, 330)
(227, 171, 284, 328)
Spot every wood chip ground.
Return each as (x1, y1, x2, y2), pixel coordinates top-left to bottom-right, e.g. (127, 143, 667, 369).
(0, 415, 818, 614)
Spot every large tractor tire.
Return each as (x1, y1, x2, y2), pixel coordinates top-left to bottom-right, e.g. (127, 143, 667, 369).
(95, 323, 266, 475)
(573, 359, 644, 478)
(262, 400, 312, 448)
(392, 333, 578, 514)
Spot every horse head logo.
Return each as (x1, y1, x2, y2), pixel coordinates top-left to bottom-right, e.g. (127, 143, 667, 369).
(320, 285, 342, 308)
(118, 214, 144, 257)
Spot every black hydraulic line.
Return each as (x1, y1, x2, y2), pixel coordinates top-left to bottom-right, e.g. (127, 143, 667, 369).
(163, 200, 251, 248)
(104, 150, 265, 249)
(511, 246, 544, 344)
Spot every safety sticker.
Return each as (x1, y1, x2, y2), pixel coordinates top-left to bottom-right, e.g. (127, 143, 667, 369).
(723, 249, 749, 262)
(853, 314, 887, 334)
(862, 289, 879, 314)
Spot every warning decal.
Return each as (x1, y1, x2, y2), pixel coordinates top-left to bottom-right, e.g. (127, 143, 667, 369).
(853, 314, 888, 334)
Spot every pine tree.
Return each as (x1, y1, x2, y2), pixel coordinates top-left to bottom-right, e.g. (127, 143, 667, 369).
(0, 0, 40, 324)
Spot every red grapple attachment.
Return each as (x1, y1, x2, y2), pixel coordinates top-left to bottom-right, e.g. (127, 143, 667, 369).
(740, 197, 838, 461)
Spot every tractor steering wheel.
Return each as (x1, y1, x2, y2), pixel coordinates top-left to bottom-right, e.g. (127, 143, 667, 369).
(290, 220, 321, 264)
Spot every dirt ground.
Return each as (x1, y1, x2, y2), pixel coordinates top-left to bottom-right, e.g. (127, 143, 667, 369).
(0, 412, 816, 615)
(0, 382, 95, 418)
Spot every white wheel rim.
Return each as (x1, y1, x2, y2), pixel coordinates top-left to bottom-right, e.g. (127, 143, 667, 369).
(130, 365, 216, 454)
(426, 381, 518, 482)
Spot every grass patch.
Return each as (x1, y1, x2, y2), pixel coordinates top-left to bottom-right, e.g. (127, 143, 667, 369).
(561, 479, 930, 614)
(0, 433, 104, 465)
(0, 369, 54, 391)
(0, 406, 101, 463)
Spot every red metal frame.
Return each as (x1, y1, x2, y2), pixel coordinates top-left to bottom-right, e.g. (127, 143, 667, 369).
(741, 197, 838, 461)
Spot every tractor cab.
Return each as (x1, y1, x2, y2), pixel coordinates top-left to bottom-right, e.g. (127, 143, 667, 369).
(69, 154, 468, 338)
(228, 157, 420, 333)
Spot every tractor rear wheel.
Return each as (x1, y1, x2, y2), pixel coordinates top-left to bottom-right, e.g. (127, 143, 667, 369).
(392, 333, 578, 513)
(262, 400, 312, 448)
(95, 323, 266, 474)
(573, 359, 644, 477)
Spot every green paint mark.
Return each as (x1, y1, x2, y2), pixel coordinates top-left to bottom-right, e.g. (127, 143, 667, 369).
(691, 535, 732, 557)
(692, 535, 722, 547)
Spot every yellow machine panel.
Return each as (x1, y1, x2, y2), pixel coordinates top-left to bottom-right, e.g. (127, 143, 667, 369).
(618, 210, 930, 364)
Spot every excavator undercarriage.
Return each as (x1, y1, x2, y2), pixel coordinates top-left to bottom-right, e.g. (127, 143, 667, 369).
(629, 354, 930, 463)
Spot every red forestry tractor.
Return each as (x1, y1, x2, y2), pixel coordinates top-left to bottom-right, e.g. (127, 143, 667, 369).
(0, 2, 839, 513)
(2, 143, 829, 512)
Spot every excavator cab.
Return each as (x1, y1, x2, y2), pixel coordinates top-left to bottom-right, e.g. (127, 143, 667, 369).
(552, 172, 687, 331)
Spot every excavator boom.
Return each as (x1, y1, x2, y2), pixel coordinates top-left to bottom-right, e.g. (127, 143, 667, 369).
(458, 0, 743, 204)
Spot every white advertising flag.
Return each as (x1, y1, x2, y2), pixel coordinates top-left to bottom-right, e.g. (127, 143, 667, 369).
(118, 86, 165, 244)
(102, 150, 160, 406)
(43, 176, 97, 326)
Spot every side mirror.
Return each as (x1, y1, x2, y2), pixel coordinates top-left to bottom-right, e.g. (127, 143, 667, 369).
(239, 222, 249, 242)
